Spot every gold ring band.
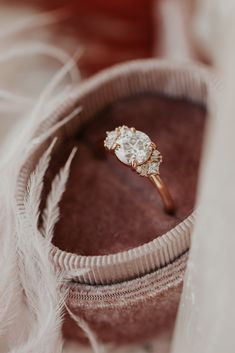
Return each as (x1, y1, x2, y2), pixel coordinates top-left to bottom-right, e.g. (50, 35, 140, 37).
(149, 174, 175, 214)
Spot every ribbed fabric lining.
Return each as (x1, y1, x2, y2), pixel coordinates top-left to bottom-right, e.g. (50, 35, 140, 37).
(65, 253, 188, 308)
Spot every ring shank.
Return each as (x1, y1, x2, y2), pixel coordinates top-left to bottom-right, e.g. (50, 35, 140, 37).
(149, 174, 175, 214)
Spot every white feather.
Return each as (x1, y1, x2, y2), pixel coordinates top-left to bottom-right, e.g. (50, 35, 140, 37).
(0, 6, 98, 353)
(27, 106, 82, 154)
(24, 139, 57, 224)
(65, 304, 104, 353)
(0, 8, 70, 40)
(42, 147, 77, 241)
(9, 142, 65, 353)
(0, 194, 19, 339)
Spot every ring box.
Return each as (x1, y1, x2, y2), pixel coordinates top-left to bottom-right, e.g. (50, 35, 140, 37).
(16, 59, 213, 347)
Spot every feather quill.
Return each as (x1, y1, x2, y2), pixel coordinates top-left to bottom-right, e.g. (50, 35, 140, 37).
(65, 304, 104, 353)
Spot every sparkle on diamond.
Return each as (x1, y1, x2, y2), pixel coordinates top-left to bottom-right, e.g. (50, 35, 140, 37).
(104, 130, 118, 150)
(148, 162, 160, 175)
(115, 127, 152, 165)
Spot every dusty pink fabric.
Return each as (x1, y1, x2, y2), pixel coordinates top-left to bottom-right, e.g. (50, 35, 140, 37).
(63, 254, 187, 344)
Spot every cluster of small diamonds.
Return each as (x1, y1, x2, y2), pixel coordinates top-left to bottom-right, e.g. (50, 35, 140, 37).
(136, 149, 162, 176)
(104, 126, 162, 176)
(104, 128, 120, 150)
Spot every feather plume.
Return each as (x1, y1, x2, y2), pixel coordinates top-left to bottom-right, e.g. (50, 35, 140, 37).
(24, 138, 57, 227)
(0, 8, 70, 40)
(27, 47, 81, 123)
(42, 147, 77, 241)
(9, 142, 66, 353)
(63, 268, 90, 282)
(0, 7, 98, 353)
(0, 195, 19, 338)
(28, 106, 82, 154)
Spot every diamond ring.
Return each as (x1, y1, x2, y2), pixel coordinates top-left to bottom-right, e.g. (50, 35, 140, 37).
(104, 125, 175, 214)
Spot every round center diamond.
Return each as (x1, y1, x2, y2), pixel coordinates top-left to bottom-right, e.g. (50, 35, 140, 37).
(115, 128, 152, 165)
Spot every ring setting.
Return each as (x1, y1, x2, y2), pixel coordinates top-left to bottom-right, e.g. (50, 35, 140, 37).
(104, 125, 175, 214)
(104, 125, 162, 177)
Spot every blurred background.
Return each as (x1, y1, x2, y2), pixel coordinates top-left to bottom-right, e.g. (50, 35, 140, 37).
(0, 0, 209, 77)
(0, 0, 211, 145)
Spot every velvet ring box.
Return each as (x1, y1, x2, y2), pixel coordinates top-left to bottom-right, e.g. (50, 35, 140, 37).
(16, 59, 216, 346)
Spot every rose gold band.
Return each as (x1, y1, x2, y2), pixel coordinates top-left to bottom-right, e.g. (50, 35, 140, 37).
(149, 174, 175, 214)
